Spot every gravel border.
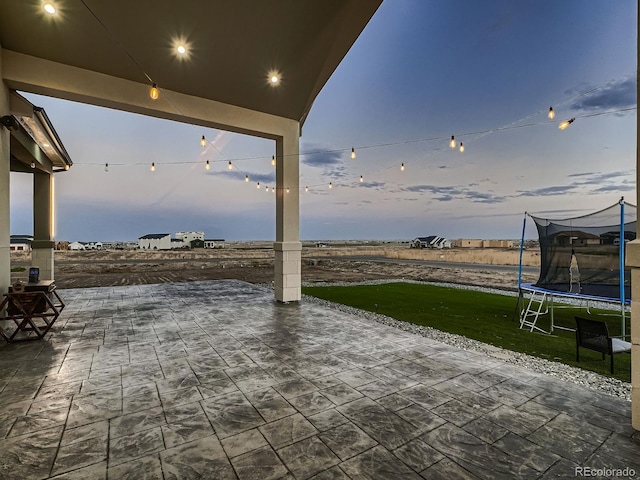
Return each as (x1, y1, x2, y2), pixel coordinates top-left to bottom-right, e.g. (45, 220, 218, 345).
(299, 279, 631, 400)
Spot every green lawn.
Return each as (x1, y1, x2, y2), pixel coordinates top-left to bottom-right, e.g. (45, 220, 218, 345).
(302, 282, 631, 382)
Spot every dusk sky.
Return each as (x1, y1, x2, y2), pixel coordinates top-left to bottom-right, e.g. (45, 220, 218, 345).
(9, 0, 637, 242)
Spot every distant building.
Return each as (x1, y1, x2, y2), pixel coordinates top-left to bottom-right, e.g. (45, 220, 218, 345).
(410, 236, 451, 249)
(204, 239, 225, 249)
(10, 235, 33, 251)
(175, 232, 204, 246)
(482, 240, 514, 248)
(139, 234, 171, 250)
(452, 239, 515, 248)
(452, 239, 483, 248)
(68, 241, 86, 250)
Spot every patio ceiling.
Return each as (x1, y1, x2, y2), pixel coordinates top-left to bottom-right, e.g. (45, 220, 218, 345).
(0, 0, 382, 126)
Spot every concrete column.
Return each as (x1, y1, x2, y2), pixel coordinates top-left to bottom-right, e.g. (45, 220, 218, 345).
(32, 172, 54, 281)
(0, 49, 10, 296)
(273, 124, 301, 302)
(631, 9, 640, 432)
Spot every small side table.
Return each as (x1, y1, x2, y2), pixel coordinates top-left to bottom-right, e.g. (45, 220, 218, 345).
(0, 281, 65, 342)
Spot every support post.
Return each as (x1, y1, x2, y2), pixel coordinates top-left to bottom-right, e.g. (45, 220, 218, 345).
(630, 9, 640, 432)
(273, 125, 301, 302)
(32, 172, 55, 281)
(0, 50, 10, 296)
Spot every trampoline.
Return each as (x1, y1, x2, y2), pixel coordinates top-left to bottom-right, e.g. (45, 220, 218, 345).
(518, 199, 636, 339)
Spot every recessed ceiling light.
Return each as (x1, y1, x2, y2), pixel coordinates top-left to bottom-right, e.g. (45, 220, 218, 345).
(43, 3, 56, 14)
(267, 70, 281, 87)
(176, 45, 186, 55)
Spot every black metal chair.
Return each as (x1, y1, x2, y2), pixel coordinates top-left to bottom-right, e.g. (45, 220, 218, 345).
(575, 316, 631, 374)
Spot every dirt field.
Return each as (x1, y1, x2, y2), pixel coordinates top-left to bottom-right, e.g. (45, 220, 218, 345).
(10, 243, 539, 290)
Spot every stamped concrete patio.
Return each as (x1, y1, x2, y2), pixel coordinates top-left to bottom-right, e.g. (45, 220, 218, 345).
(0, 280, 638, 479)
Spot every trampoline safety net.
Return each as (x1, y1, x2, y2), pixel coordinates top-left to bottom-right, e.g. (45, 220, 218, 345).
(530, 201, 636, 300)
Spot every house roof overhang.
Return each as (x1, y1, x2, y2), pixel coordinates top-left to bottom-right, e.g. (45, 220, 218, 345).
(0, 1, 382, 130)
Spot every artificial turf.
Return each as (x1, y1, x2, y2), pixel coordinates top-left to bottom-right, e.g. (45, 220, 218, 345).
(302, 282, 631, 381)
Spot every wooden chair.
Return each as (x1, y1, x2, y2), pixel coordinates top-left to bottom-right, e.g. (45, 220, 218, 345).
(575, 316, 631, 374)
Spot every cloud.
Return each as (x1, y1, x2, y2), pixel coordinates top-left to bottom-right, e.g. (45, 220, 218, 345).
(571, 171, 632, 185)
(404, 184, 508, 204)
(359, 181, 386, 189)
(517, 185, 578, 197)
(569, 77, 636, 112)
(209, 170, 275, 183)
(301, 150, 343, 167)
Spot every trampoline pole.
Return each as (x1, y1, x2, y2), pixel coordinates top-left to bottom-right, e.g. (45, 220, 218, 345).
(619, 198, 626, 339)
(515, 214, 527, 321)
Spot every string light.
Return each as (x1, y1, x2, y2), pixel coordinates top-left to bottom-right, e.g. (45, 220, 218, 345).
(205, 160, 210, 170)
(449, 135, 456, 149)
(305, 186, 308, 192)
(31, 161, 35, 169)
(266, 186, 269, 192)
(64, 165, 69, 171)
(271, 155, 276, 166)
(105, 163, 109, 172)
(329, 182, 333, 189)
(286, 187, 290, 193)
(401, 163, 405, 171)
(257, 182, 260, 189)
(200, 135, 206, 147)
(150, 83, 159, 100)
(360, 175, 364, 183)
(150, 162, 155, 172)
(548, 107, 555, 119)
(245, 175, 249, 182)
(228, 161, 233, 170)
(459, 142, 464, 153)
(351, 147, 356, 159)
(559, 118, 575, 130)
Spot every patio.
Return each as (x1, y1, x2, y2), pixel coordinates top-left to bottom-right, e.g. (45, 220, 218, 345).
(0, 280, 638, 479)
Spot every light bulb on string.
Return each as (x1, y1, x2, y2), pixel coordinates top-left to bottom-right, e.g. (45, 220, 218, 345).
(205, 160, 210, 170)
(257, 182, 260, 189)
(266, 186, 269, 192)
(360, 175, 364, 183)
(548, 107, 555, 119)
(449, 136, 456, 149)
(150, 162, 155, 172)
(228, 161, 233, 170)
(329, 182, 333, 189)
(31, 161, 35, 169)
(245, 175, 249, 182)
(459, 142, 464, 153)
(64, 165, 69, 171)
(150, 83, 159, 100)
(200, 135, 206, 147)
(271, 155, 276, 167)
(401, 163, 405, 171)
(559, 118, 575, 130)
(286, 187, 290, 193)
(305, 186, 309, 192)
(351, 147, 356, 160)
(105, 163, 109, 172)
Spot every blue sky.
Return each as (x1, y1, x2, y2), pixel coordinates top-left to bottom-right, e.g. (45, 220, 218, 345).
(10, 0, 637, 241)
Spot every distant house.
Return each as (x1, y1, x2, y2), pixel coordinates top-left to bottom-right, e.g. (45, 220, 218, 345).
(68, 241, 86, 250)
(204, 239, 225, 249)
(482, 240, 514, 248)
(176, 232, 205, 247)
(10, 235, 33, 251)
(452, 239, 484, 248)
(139, 234, 171, 250)
(411, 236, 451, 249)
(553, 231, 600, 247)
